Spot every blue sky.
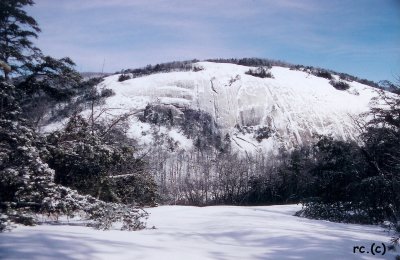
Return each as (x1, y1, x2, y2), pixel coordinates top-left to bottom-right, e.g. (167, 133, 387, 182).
(27, 0, 400, 82)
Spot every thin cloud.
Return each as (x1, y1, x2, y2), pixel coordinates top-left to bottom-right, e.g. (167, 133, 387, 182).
(29, 0, 400, 81)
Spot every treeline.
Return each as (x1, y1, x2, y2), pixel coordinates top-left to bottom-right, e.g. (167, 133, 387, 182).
(206, 57, 288, 68)
(118, 60, 203, 82)
(206, 58, 387, 91)
(148, 145, 311, 206)
(114, 57, 387, 93)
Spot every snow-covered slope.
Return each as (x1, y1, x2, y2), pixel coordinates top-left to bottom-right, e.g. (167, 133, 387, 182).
(0, 205, 395, 259)
(95, 62, 378, 153)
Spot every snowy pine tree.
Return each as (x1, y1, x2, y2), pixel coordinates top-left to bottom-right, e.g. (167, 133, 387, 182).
(0, 80, 149, 232)
(0, 0, 41, 80)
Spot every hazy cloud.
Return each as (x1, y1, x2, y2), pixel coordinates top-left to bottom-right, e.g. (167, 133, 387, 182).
(29, 0, 400, 81)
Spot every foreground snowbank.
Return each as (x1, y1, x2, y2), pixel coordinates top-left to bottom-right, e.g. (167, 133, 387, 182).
(0, 205, 395, 259)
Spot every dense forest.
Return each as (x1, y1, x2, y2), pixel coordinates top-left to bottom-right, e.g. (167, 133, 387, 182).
(1, 3, 399, 253)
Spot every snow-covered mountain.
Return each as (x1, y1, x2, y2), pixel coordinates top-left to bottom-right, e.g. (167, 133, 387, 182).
(90, 61, 378, 154)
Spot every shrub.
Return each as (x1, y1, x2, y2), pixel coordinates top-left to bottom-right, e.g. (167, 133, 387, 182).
(329, 80, 350, 90)
(313, 70, 333, 80)
(245, 67, 274, 78)
(193, 66, 204, 72)
(296, 201, 372, 224)
(254, 126, 271, 142)
(118, 74, 131, 82)
(101, 88, 115, 98)
(338, 73, 354, 82)
(358, 78, 380, 89)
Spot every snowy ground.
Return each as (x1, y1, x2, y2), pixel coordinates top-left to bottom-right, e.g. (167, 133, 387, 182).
(0, 205, 396, 260)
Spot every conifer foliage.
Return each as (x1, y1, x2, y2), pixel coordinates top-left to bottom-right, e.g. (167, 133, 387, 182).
(299, 87, 400, 227)
(0, 81, 150, 231)
(0, 1, 153, 231)
(45, 114, 157, 206)
(0, 0, 41, 79)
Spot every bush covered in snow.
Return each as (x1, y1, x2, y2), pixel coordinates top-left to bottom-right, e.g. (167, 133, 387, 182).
(245, 67, 274, 78)
(45, 114, 157, 206)
(296, 201, 372, 224)
(100, 88, 115, 98)
(329, 79, 350, 90)
(0, 81, 151, 232)
(118, 74, 131, 82)
(312, 70, 333, 80)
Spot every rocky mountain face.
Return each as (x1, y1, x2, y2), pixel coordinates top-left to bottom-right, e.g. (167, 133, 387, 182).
(91, 61, 378, 154)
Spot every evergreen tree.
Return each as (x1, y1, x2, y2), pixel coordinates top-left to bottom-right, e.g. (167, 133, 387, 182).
(0, 0, 41, 79)
(0, 1, 151, 232)
(45, 114, 157, 206)
(20, 56, 82, 99)
(0, 81, 149, 231)
(361, 88, 400, 224)
(299, 85, 400, 225)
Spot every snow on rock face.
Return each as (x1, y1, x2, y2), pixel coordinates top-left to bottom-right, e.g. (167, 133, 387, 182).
(97, 62, 379, 153)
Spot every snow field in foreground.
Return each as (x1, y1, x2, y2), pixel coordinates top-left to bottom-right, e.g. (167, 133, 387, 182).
(0, 205, 396, 260)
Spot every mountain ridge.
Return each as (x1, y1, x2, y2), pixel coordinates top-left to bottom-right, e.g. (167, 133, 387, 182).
(74, 61, 382, 154)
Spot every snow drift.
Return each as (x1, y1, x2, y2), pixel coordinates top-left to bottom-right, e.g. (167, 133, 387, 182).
(0, 205, 395, 260)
